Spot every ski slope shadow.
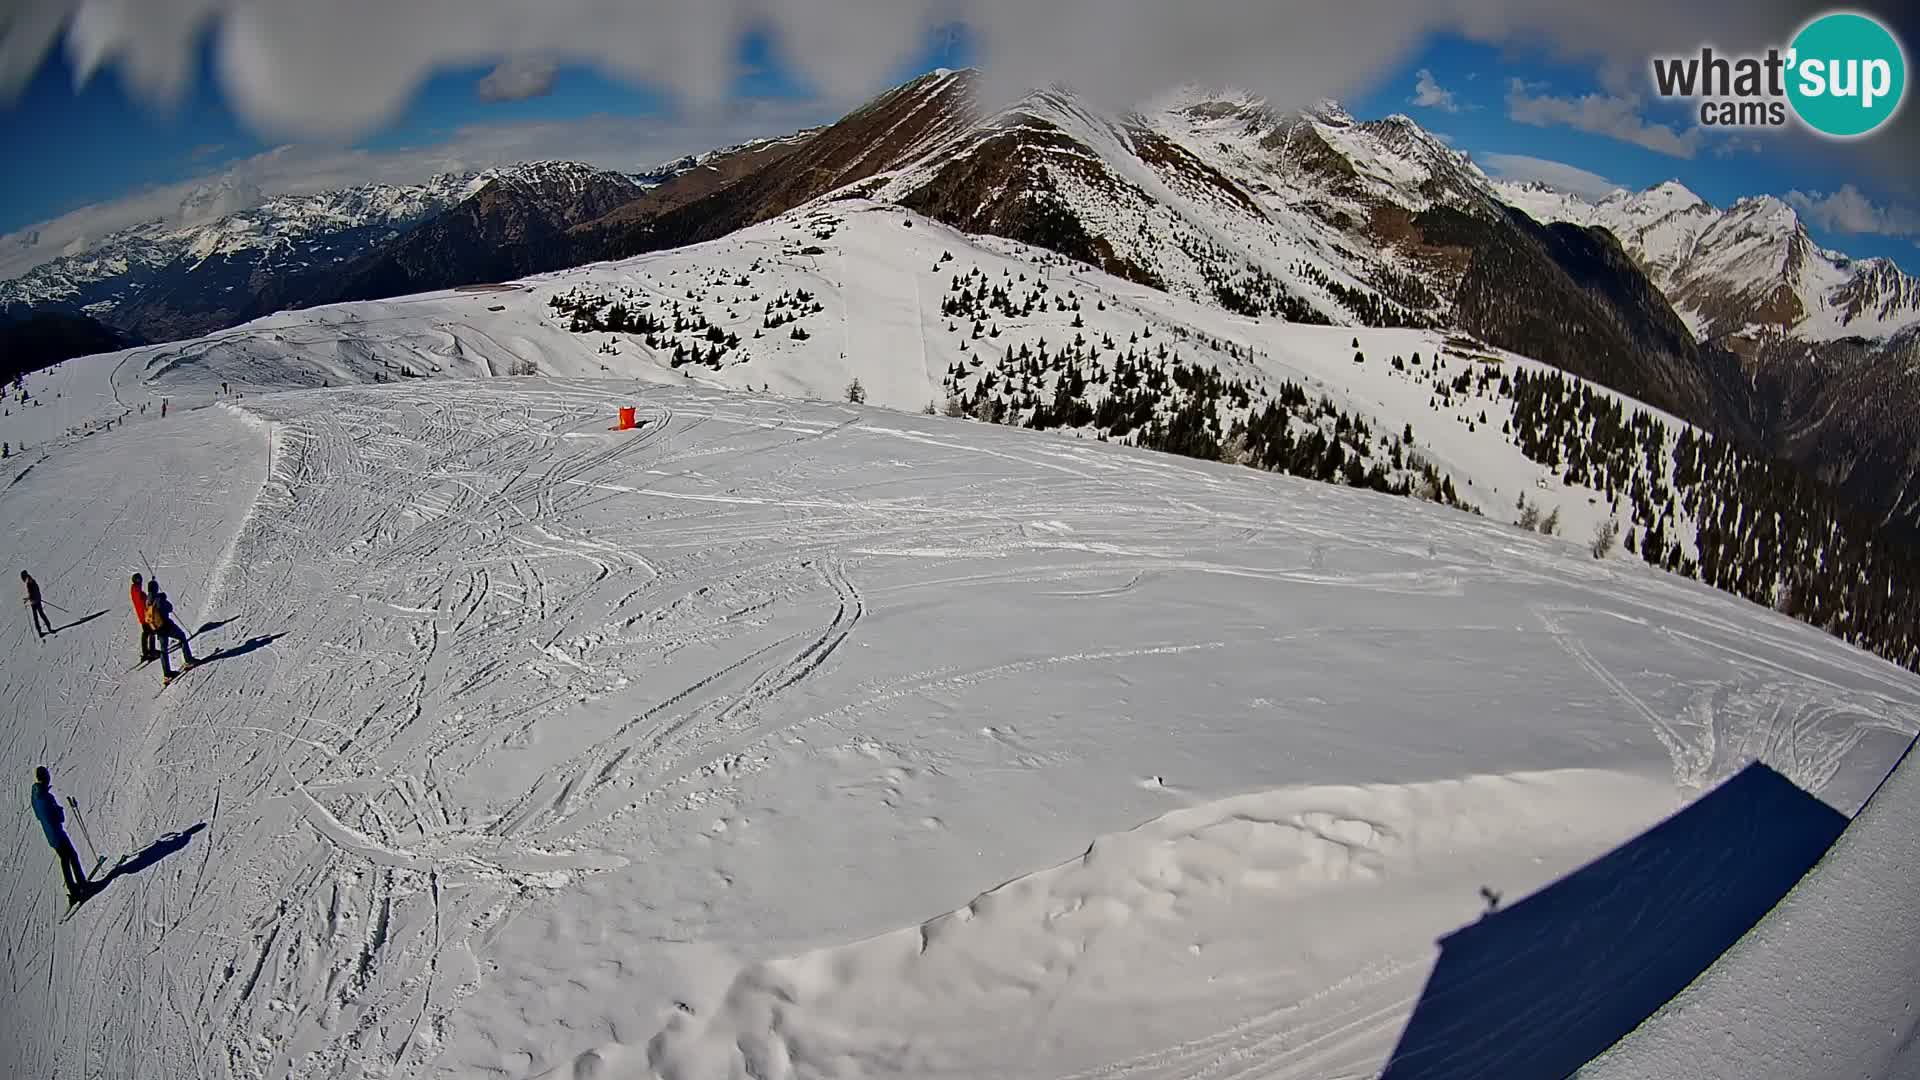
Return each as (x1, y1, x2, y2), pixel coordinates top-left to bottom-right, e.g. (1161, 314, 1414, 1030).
(1379, 762, 1847, 1080)
(48, 609, 108, 634)
(94, 822, 206, 892)
(194, 631, 285, 665)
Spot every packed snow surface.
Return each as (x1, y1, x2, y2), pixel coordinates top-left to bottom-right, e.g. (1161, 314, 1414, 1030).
(3, 207, 1919, 1079)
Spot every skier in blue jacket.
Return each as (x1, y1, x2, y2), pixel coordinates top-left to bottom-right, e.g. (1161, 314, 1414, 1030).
(31, 767, 93, 903)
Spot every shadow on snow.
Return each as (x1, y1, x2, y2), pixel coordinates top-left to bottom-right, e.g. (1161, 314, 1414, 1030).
(196, 632, 286, 666)
(1379, 761, 1848, 1080)
(93, 822, 207, 894)
(49, 609, 109, 634)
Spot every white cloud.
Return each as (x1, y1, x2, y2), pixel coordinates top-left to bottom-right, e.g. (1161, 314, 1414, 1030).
(475, 58, 557, 102)
(1784, 185, 1920, 238)
(0, 100, 834, 281)
(1505, 79, 1703, 158)
(1479, 152, 1626, 201)
(1410, 68, 1459, 112)
(1, 0, 1910, 239)
(0, 0, 1844, 141)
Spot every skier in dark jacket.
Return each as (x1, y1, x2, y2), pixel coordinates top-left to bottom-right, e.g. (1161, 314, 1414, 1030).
(21, 570, 52, 637)
(31, 767, 93, 902)
(145, 578, 197, 681)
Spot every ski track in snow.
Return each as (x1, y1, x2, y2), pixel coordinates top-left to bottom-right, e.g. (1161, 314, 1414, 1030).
(2, 365, 1916, 1079)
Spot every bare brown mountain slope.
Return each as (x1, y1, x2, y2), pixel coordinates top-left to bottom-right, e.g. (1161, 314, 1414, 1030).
(581, 69, 980, 258)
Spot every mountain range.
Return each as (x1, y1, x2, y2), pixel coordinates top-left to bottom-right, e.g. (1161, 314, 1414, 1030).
(1, 171, 482, 336)
(1494, 178, 1920, 537)
(4, 68, 1917, 538)
(1495, 179, 1920, 344)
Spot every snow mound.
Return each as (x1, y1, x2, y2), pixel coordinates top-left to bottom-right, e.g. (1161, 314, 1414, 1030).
(529, 769, 1675, 1080)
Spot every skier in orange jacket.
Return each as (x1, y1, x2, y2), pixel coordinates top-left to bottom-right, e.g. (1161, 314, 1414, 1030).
(130, 572, 155, 662)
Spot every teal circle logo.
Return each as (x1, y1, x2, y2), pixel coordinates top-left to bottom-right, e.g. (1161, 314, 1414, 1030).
(1787, 12, 1907, 137)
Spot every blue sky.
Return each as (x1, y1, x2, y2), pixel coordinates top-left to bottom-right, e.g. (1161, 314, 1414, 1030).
(0, 25, 970, 234)
(2, 18, 1915, 273)
(1346, 34, 1920, 271)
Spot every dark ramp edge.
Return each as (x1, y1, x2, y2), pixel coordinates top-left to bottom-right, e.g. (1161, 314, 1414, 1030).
(1381, 761, 1846, 1080)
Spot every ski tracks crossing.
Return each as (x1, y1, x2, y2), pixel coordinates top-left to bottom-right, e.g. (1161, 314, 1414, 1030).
(82, 381, 913, 1076)
(9, 376, 1917, 1079)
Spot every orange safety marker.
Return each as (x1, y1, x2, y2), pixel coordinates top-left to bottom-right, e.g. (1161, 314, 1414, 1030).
(613, 406, 637, 431)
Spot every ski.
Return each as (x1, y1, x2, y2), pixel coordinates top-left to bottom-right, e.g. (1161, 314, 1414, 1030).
(155, 663, 203, 697)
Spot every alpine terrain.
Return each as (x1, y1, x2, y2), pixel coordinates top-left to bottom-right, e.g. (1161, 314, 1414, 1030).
(5, 182, 1920, 1078)
(13, 69, 1918, 541)
(1496, 179, 1920, 542)
(3, 67, 1919, 1080)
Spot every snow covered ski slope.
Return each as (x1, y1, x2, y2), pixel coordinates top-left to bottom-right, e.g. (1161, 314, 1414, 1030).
(7, 201, 1710, 555)
(4, 356, 1918, 1078)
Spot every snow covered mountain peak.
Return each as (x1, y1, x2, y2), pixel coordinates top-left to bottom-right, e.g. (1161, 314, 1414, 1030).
(1724, 193, 1803, 232)
(632, 130, 825, 190)
(0, 170, 487, 326)
(1306, 98, 1357, 126)
(995, 82, 1129, 139)
(1640, 179, 1709, 209)
(1357, 112, 1478, 173)
(1152, 83, 1270, 117)
(476, 160, 625, 194)
(177, 176, 268, 226)
(1496, 174, 1917, 343)
(1152, 88, 1354, 134)
(635, 153, 704, 186)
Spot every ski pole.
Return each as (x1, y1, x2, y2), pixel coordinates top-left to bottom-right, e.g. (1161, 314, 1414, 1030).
(66, 797, 98, 865)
